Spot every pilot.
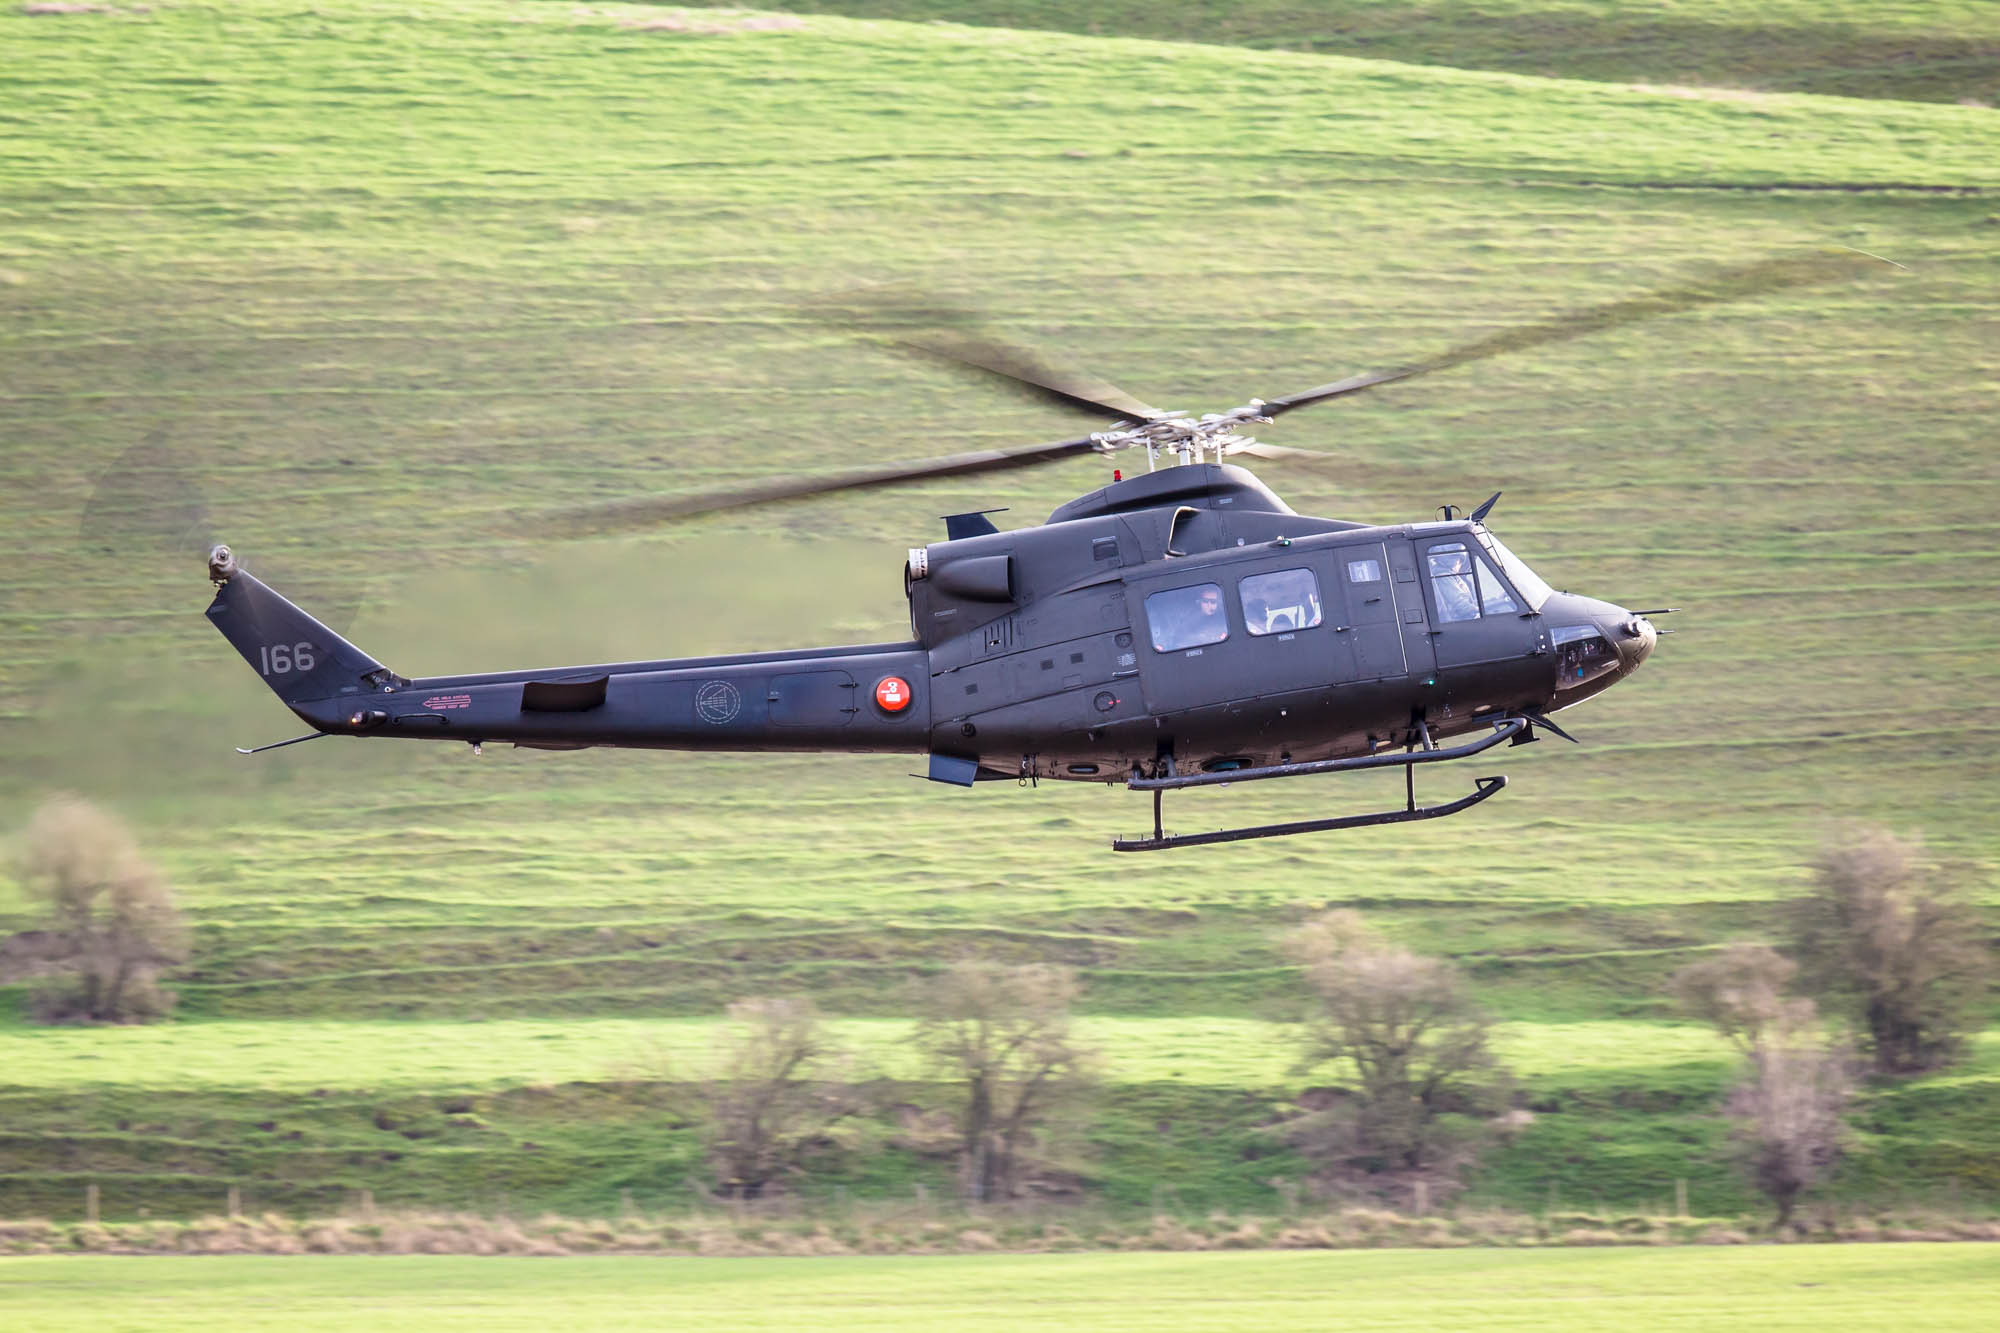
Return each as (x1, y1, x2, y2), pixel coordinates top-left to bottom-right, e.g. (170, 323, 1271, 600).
(1432, 549, 1479, 621)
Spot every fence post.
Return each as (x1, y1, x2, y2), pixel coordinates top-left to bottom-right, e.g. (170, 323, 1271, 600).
(359, 1188, 375, 1219)
(228, 1185, 242, 1219)
(85, 1183, 100, 1225)
(1413, 1179, 1429, 1217)
(619, 1188, 635, 1219)
(1675, 1178, 1688, 1219)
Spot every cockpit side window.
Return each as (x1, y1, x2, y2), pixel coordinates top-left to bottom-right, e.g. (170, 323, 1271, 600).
(1426, 543, 1480, 623)
(1476, 555, 1519, 615)
(1428, 541, 1522, 621)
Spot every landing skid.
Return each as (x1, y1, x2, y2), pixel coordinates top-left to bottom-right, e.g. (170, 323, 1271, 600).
(1111, 715, 1528, 853)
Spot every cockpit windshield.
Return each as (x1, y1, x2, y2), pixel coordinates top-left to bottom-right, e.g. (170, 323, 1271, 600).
(1474, 525, 1553, 612)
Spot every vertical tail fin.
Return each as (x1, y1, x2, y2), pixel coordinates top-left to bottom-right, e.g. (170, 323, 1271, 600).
(204, 546, 387, 707)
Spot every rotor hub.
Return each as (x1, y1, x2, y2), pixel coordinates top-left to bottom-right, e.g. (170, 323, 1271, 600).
(1091, 402, 1274, 468)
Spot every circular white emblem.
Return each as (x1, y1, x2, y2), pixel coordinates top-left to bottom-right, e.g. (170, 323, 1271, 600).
(695, 679, 742, 725)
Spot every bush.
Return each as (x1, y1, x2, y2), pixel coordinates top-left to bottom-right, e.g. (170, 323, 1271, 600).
(1669, 945, 1853, 1227)
(915, 960, 1097, 1203)
(1279, 912, 1507, 1191)
(1793, 827, 1990, 1074)
(2, 795, 189, 1023)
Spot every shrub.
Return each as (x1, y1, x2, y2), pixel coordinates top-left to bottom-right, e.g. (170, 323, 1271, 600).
(914, 960, 1097, 1203)
(3, 795, 189, 1023)
(1279, 911, 1507, 1187)
(1793, 827, 1990, 1074)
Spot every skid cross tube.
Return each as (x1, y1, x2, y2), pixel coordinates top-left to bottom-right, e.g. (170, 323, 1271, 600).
(1126, 716, 1527, 792)
(1112, 716, 1529, 852)
(1113, 775, 1507, 852)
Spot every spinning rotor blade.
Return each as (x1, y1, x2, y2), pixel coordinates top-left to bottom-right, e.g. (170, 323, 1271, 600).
(79, 434, 214, 559)
(535, 434, 1105, 538)
(529, 249, 1893, 540)
(1263, 249, 1898, 417)
(81, 434, 364, 632)
(821, 290, 1165, 423)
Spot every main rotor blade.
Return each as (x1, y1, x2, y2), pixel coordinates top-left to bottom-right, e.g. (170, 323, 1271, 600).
(534, 435, 1105, 538)
(821, 290, 1165, 423)
(1263, 248, 1899, 417)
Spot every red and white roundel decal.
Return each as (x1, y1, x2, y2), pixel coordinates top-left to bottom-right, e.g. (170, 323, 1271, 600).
(874, 676, 911, 712)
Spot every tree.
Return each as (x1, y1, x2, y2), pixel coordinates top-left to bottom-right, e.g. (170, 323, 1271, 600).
(693, 997, 858, 1201)
(1670, 947, 1851, 1228)
(3, 796, 189, 1023)
(1282, 911, 1502, 1178)
(1728, 1028, 1852, 1229)
(914, 961, 1096, 1203)
(1792, 827, 1990, 1074)
(1668, 943, 1801, 1054)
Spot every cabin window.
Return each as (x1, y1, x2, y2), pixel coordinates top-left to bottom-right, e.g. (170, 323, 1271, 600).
(1146, 583, 1229, 652)
(1240, 568, 1323, 637)
(1427, 542, 1521, 622)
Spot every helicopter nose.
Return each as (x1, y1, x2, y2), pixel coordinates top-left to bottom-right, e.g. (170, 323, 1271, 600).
(1611, 611, 1657, 671)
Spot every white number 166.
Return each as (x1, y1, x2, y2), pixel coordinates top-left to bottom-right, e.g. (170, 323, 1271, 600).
(259, 642, 316, 675)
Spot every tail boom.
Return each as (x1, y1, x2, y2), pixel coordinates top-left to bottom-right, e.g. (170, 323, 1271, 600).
(206, 556, 930, 754)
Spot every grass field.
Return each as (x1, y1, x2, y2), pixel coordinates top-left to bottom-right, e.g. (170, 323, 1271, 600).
(5, 1247, 2000, 1331)
(1, 0, 1997, 1230)
(0, 1016, 1761, 1089)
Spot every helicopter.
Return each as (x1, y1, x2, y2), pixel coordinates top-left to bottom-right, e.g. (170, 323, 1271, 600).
(201, 252, 1884, 851)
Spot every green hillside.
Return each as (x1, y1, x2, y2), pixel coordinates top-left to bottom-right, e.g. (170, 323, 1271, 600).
(741, 1, 2000, 105)
(0, 0, 1996, 1225)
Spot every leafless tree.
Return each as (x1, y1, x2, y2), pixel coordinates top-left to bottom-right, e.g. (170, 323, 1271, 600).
(1670, 945, 1852, 1227)
(1729, 1025, 1852, 1228)
(692, 997, 859, 1201)
(1792, 827, 1990, 1074)
(3, 796, 189, 1023)
(914, 961, 1096, 1203)
(1668, 943, 1801, 1054)
(1282, 911, 1502, 1177)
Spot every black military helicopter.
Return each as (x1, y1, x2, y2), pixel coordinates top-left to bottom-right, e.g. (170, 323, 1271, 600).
(202, 253, 1877, 850)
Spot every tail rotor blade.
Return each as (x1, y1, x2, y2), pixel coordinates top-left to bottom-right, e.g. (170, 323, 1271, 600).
(79, 434, 213, 560)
